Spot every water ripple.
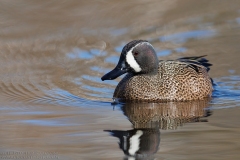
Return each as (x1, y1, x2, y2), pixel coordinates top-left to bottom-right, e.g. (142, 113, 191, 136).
(211, 75, 240, 109)
(160, 29, 217, 43)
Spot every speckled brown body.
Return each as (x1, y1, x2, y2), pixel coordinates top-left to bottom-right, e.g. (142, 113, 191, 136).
(114, 60, 213, 102)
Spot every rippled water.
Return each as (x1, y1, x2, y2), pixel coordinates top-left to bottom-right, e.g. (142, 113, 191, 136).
(0, 1, 240, 160)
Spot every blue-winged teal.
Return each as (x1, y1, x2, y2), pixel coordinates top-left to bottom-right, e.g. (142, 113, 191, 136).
(101, 40, 213, 102)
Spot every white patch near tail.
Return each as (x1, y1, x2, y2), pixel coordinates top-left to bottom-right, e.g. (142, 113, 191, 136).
(128, 130, 143, 156)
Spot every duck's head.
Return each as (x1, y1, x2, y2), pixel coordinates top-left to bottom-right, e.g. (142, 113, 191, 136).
(101, 40, 159, 81)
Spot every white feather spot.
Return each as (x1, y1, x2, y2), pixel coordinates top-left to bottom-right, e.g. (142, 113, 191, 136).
(128, 130, 143, 156)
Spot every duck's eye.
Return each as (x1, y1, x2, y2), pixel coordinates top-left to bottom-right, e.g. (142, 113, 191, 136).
(133, 52, 139, 56)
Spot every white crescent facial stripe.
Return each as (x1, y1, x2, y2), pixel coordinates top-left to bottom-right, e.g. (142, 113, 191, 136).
(126, 48, 142, 72)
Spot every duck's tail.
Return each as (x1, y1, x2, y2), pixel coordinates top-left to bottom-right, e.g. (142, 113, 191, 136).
(178, 55, 212, 72)
(178, 55, 214, 85)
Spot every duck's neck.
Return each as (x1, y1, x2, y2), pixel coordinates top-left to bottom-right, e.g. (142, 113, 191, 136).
(138, 64, 159, 76)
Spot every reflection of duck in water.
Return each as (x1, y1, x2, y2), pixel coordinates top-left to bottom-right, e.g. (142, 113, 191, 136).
(105, 129, 160, 159)
(105, 99, 211, 159)
(102, 40, 213, 102)
(122, 99, 212, 129)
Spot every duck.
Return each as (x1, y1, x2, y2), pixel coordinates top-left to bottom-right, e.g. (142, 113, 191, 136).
(101, 40, 213, 102)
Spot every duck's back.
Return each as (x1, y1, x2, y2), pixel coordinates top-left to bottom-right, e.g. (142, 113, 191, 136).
(113, 56, 213, 102)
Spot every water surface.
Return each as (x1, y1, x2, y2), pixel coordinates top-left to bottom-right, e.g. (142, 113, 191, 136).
(0, 1, 240, 160)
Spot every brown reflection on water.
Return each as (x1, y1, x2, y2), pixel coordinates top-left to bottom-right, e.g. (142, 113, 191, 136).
(106, 99, 211, 159)
(122, 99, 211, 129)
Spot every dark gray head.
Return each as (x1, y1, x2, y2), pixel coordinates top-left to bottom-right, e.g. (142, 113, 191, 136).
(101, 40, 159, 81)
